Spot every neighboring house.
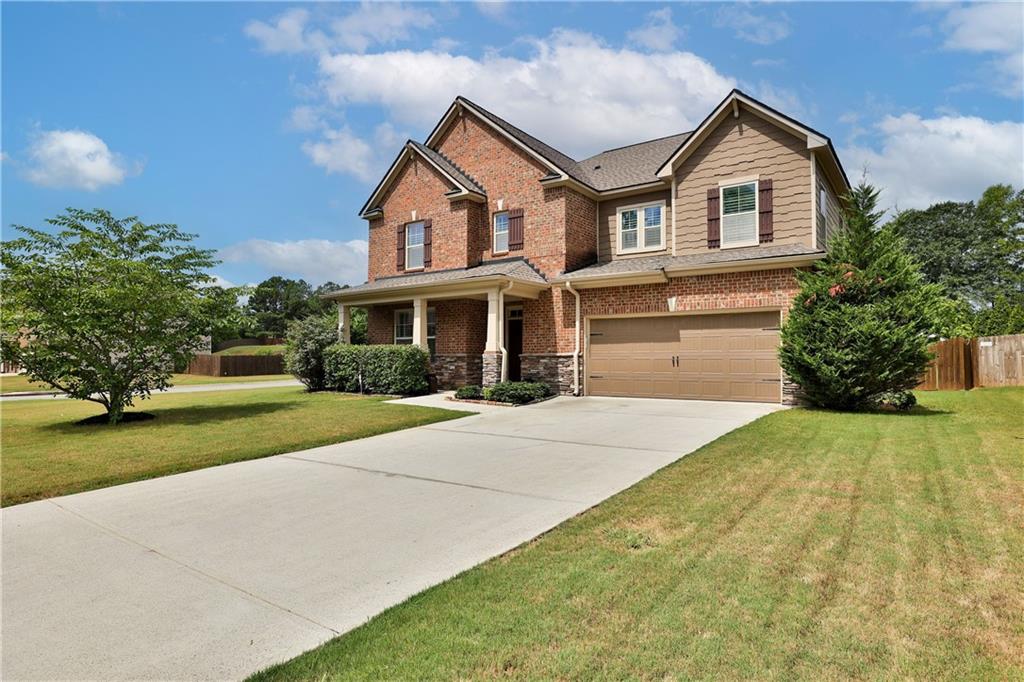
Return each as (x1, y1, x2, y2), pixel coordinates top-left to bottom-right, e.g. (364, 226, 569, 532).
(326, 89, 849, 404)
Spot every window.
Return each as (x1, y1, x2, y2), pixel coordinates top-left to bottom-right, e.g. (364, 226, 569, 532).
(394, 308, 436, 355)
(720, 181, 758, 248)
(405, 221, 425, 270)
(618, 202, 664, 253)
(819, 187, 828, 216)
(493, 212, 509, 253)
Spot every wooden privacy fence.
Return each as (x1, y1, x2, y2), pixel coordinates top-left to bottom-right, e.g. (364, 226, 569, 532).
(917, 334, 1024, 390)
(187, 353, 285, 377)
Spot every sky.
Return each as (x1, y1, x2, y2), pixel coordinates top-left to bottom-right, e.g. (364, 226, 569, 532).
(3, 1, 1023, 289)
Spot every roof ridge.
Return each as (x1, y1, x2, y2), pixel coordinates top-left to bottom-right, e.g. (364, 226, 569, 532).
(455, 95, 579, 166)
(588, 131, 693, 157)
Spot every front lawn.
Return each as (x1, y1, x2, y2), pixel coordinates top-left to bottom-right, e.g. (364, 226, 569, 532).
(0, 372, 294, 394)
(1, 387, 467, 506)
(253, 388, 1023, 681)
(215, 344, 285, 356)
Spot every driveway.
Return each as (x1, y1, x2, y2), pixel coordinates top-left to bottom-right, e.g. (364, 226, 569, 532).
(2, 396, 780, 681)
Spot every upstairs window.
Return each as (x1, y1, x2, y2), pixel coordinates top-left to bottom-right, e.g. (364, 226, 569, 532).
(493, 212, 509, 253)
(720, 181, 758, 248)
(405, 221, 425, 270)
(618, 202, 664, 253)
(819, 187, 828, 216)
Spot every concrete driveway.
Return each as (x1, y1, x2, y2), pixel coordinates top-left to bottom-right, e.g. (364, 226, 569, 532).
(1, 395, 780, 681)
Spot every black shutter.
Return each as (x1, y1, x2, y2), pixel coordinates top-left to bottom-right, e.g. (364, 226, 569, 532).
(707, 188, 720, 249)
(396, 225, 405, 271)
(759, 179, 774, 243)
(508, 208, 524, 251)
(423, 219, 432, 267)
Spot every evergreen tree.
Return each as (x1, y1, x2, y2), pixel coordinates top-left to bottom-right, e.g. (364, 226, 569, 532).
(779, 182, 945, 410)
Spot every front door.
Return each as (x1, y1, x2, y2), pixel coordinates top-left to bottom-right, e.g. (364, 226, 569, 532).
(506, 307, 523, 381)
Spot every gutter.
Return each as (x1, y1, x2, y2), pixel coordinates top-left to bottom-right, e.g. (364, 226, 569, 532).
(564, 281, 582, 396)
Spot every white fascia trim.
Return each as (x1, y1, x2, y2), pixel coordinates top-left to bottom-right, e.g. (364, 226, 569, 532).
(662, 252, 825, 277)
(656, 92, 824, 179)
(360, 142, 483, 218)
(427, 100, 567, 180)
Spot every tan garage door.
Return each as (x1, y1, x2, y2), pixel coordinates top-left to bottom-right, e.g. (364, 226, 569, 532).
(587, 311, 781, 402)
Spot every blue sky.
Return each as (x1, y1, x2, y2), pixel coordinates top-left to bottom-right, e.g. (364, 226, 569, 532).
(3, 1, 1022, 288)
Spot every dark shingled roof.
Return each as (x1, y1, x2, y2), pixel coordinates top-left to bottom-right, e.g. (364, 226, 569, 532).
(454, 98, 693, 192)
(557, 243, 824, 280)
(408, 140, 486, 196)
(328, 258, 547, 297)
(571, 132, 692, 191)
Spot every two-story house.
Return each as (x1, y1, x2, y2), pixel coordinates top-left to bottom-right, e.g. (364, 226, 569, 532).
(326, 89, 849, 404)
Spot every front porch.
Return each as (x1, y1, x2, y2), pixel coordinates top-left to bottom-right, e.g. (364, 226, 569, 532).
(328, 262, 549, 390)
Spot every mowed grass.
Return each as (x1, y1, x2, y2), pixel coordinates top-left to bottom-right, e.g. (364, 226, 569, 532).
(0, 372, 294, 394)
(215, 344, 285, 356)
(1, 387, 468, 506)
(253, 388, 1024, 681)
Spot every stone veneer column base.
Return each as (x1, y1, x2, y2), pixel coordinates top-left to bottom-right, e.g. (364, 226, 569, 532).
(520, 353, 580, 395)
(430, 353, 483, 390)
(481, 351, 502, 388)
(781, 373, 804, 406)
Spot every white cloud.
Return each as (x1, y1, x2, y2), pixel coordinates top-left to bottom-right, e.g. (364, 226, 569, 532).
(714, 6, 791, 45)
(301, 123, 404, 183)
(24, 128, 134, 191)
(942, 2, 1022, 54)
(475, 1, 508, 21)
(244, 4, 434, 55)
(752, 58, 785, 68)
(316, 29, 736, 158)
(331, 3, 434, 53)
(752, 81, 810, 120)
(842, 113, 1024, 210)
(219, 238, 369, 285)
(244, 8, 324, 54)
(626, 7, 683, 53)
(287, 105, 325, 132)
(937, 2, 1023, 97)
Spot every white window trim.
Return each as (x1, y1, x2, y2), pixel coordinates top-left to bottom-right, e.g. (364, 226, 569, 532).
(394, 308, 437, 348)
(493, 211, 509, 254)
(617, 200, 666, 255)
(405, 221, 425, 271)
(719, 179, 760, 249)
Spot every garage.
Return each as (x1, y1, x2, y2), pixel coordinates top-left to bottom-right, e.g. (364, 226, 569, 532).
(586, 310, 782, 403)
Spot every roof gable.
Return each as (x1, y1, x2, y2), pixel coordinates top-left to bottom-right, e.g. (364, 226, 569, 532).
(359, 140, 486, 218)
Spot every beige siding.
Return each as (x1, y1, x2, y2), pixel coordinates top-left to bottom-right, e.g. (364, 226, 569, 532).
(674, 108, 812, 255)
(596, 189, 672, 262)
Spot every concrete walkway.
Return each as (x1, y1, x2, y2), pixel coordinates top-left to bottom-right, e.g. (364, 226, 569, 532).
(0, 378, 302, 401)
(1, 395, 780, 681)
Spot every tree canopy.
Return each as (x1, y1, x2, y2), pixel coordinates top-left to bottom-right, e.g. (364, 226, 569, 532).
(1, 209, 217, 423)
(780, 183, 945, 410)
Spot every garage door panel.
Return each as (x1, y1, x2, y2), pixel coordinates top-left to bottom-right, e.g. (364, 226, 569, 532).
(588, 312, 781, 403)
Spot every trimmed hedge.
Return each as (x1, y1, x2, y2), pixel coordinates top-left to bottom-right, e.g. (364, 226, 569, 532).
(484, 381, 552, 405)
(454, 385, 484, 400)
(323, 344, 430, 396)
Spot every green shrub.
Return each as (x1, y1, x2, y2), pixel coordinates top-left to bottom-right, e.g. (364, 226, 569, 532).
(878, 390, 917, 411)
(485, 381, 550, 405)
(455, 385, 484, 400)
(323, 344, 430, 395)
(779, 182, 944, 410)
(284, 315, 338, 391)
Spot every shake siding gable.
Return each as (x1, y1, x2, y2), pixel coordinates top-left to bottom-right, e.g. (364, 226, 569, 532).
(673, 108, 812, 256)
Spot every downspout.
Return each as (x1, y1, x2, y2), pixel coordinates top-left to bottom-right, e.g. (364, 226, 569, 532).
(564, 280, 582, 396)
(498, 281, 514, 382)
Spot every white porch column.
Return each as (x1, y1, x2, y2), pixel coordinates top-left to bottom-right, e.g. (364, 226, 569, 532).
(337, 303, 351, 343)
(485, 289, 501, 352)
(412, 297, 428, 350)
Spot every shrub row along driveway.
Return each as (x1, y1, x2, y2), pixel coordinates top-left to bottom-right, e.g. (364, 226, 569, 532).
(1, 395, 778, 680)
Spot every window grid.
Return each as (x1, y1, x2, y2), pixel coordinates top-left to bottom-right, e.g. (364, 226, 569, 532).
(618, 202, 663, 253)
(720, 181, 758, 248)
(406, 221, 425, 270)
(493, 212, 509, 253)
